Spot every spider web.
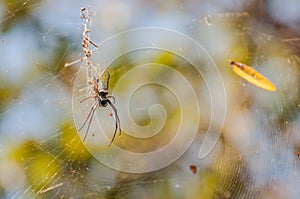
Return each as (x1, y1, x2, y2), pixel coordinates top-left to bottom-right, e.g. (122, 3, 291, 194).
(1, 0, 300, 198)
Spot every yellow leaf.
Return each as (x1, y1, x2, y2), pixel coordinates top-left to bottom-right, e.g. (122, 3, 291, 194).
(228, 60, 276, 91)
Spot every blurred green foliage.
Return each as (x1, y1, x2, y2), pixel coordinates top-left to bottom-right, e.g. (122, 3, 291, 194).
(1, 0, 41, 32)
(1, 0, 300, 198)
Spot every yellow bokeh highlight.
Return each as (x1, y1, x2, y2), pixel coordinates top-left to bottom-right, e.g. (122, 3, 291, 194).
(12, 141, 61, 192)
(61, 122, 91, 161)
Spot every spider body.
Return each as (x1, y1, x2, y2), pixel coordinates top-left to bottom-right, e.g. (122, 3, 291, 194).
(79, 73, 121, 146)
(97, 81, 110, 107)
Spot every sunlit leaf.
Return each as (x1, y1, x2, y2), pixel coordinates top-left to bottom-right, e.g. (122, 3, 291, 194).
(228, 60, 276, 91)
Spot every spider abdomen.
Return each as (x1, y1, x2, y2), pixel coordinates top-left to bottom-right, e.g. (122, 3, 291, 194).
(99, 99, 109, 107)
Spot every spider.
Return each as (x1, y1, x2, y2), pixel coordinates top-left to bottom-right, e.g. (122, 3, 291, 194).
(78, 73, 121, 146)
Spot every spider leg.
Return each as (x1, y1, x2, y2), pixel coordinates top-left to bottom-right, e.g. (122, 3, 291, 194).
(108, 100, 121, 135)
(78, 100, 98, 132)
(80, 95, 96, 103)
(83, 103, 98, 142)
(109, 100, 121, 135)
(107, 100, 121, 146)
(107, 95, 115, 104)
(106, 72, 110, 90)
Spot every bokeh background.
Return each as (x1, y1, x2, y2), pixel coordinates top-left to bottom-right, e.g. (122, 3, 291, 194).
(1, 0, 300, 198)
